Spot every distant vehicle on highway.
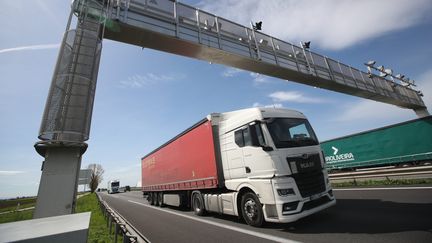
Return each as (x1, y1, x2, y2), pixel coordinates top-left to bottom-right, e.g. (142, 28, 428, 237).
(141, 108, 335, 227)
(107, 180, 120, 194)
(321, 115, 432, 171)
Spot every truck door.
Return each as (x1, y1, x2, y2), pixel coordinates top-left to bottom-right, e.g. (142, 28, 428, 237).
(225, 129, 246, 179)
(241, 124, 274, 178)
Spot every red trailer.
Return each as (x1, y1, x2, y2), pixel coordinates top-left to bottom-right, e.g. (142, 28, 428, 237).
(141, 119, 220, 192)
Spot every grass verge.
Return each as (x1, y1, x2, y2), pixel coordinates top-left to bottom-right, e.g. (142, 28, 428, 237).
(76, 193, 122, 243)
(1, 193, 121, 243)
(0, 197, 36, 213)
(0, 210, 33, 224)
(332, 178, 432, 188)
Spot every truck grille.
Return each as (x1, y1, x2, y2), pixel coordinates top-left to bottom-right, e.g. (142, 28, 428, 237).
(293, 170, 326, 197)
(287, 153, 326, 198)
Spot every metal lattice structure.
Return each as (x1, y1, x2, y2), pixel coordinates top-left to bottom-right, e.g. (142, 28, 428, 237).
(40, 0, 429, 144)
(102, 0, 427, 115)
(39, 0, 106, 142)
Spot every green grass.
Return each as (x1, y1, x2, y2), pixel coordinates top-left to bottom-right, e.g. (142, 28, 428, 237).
(0, 197, 36, 213)
(0, 210, 33, 224)
(1, 193, 122, 243)
(332, 178, 432, 188)
(76, 193, 123, 243)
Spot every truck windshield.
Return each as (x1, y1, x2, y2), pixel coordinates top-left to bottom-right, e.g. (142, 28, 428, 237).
(266, 118, 319, 148)
(112, 182, 119, 187)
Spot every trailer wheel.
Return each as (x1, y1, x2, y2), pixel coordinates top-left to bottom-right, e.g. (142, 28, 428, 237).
(192, 192, 206, 216)
(158, 192, 164, 207)
(150, 192, 156, 205)
(154, 192, 160, 206)
(241, 192, 264, 227)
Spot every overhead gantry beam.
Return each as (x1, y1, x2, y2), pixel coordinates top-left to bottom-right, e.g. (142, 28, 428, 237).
(94, 0, 428, 116)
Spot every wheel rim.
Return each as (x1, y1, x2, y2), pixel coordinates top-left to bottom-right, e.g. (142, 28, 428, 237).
(244, 199, 257, 219)
(194, 196, 201, 212)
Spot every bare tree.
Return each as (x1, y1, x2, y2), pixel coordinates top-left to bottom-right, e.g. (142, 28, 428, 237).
(88, 163, 104, 193)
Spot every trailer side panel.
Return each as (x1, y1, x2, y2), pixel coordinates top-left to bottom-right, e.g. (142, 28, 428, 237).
(142, 120, 219, 191)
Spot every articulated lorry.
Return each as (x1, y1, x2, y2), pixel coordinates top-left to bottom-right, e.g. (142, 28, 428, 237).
(141, 108, 335, 226)
(107, 180, 120, 194)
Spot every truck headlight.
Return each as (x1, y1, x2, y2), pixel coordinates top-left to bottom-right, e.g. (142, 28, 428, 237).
(277, 188, 295, 196)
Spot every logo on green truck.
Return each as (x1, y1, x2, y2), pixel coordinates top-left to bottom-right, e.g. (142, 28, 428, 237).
(325, 146, 355, 163)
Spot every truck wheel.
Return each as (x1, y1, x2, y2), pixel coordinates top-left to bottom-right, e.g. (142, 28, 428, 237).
(154, 192, 160, 206)
(158, 192, 164, 207)
(241, 192, 264, 227)
(150, 193, 156, 205)
(192, 192, 206, 216)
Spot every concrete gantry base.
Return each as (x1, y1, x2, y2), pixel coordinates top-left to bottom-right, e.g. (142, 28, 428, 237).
(33, 145, 86, 219)
(0, 212, 90, 243)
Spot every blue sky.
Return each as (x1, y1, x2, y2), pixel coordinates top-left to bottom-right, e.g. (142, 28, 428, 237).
(1, 0, 431, 198)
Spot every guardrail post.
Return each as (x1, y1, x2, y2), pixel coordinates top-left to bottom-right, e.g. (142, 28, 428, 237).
(114, 222, 119, 243)
(109, 215, 113, 233)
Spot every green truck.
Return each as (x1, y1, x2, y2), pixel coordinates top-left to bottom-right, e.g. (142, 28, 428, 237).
(321, 116, 432, 171)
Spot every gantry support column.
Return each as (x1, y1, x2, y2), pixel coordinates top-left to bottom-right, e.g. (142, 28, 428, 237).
(34, 0, 105, 218)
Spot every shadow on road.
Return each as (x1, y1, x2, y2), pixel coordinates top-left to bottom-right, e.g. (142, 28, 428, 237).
(265, 199, 432, 234)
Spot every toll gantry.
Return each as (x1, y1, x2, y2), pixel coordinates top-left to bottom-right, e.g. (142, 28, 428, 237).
(34, 0, 429, 218)
(102, 0, 427, 115)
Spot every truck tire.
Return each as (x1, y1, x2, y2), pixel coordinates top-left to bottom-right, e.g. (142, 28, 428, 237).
(158, 192, 164, 207)
(154, 192, 160, 206)
(192, 192, 206, 216)
(241, 192, 264, 227)
(150, 192, 156, 205)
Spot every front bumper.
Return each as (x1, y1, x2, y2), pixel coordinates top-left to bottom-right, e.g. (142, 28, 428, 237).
(263, 177, 336, 223)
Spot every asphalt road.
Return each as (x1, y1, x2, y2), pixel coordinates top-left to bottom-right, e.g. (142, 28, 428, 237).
(99, 186, 432, 243)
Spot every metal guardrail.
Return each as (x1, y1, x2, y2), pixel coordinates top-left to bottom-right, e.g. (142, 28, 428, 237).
(329, 165, 432, 181)
(96, 194, 150, 243)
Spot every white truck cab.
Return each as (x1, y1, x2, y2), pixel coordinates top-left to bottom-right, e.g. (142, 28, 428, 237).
(214, 108, 335, 226)
(107, 180, 120, 194)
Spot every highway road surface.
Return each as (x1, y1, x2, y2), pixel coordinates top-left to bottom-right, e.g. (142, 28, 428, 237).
(99, 187, 432, 243)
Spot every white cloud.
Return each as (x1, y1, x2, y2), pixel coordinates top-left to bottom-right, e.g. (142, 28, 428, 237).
(252, 102, 283, 108)
(333, 100, 413, 122)
(119, 73, 180, 88)
(221, 67, 271, 84)
(269, 91, 327, 103)
(333, 69, 432, 122)
(0, 44, 59, 54)
(222, 67, 243, 77)
(0, 171, 25, 176)
(198, 0, 432, 50)
(250, 73, 270, 84)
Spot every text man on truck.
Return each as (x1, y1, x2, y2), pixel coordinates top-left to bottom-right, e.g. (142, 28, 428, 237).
(142, 108, 335, 227)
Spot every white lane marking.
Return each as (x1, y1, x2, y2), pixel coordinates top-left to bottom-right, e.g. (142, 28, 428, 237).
(334, 186, 432, 191)
(128, 200, 299, 243)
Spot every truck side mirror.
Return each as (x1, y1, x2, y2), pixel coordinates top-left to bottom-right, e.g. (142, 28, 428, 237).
(261, 146, 273, 152)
